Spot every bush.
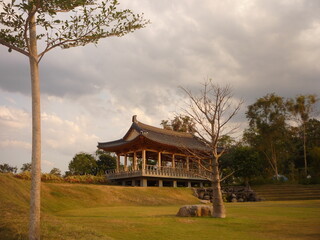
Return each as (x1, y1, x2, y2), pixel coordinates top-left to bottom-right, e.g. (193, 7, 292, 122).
(13, 172, 108, 184)
(63, 175, 108, 184)
(14, 171, 32, 180)
(41, 173, 63, 182)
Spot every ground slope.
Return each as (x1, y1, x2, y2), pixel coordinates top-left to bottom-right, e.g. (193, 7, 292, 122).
(0, 173, 199, 239)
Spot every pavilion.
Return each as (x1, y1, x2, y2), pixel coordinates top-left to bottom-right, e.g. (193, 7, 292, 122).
(97, 115, 212, 187)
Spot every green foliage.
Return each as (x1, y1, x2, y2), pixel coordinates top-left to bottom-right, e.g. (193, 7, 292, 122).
(231, 146, 264, 184)
(287, 94, 317, 122)
(20, 162, 31, 172)
(95, 150, 116, 175)
(245, 93, 290, 176)
(0, 163, 17, 173)
(160, 115, 196, 133)
(49, 167, 61, 176)
(0, 0, 149, 59)
(68, 152, 97, 175)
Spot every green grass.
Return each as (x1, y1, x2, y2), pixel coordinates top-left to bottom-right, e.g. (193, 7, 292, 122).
(1, 174, 320, 240)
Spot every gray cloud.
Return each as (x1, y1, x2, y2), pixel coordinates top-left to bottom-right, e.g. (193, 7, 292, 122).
(1, 0, 319, 120)
(1, 0, 320, 172)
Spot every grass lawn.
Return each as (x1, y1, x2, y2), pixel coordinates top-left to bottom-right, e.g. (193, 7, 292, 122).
(1, 174, 320, 240)
(39, 200, 320, 240)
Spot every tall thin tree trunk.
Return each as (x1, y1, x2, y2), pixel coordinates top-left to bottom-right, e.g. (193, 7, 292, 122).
(28, 5, 41, 240)
(303, 123, 308, 176)
(212, 157, 226, 218)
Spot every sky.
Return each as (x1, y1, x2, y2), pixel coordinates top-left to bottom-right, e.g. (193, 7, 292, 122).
(0, 0, 319, 173)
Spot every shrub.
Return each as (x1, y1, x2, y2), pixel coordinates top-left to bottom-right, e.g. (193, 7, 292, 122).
(14, 171, 32, 180)
(63, 175, 108, 184)
(13, 172, 108, 184)
(41, 173, 63, 182)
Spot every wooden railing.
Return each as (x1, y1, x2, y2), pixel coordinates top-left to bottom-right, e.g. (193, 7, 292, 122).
(106, 165, 211, 180)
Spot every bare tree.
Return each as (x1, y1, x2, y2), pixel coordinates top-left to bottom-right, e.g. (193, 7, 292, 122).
(181, 79, 243, 218)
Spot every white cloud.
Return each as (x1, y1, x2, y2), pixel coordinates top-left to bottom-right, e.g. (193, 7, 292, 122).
(0, 106, 30, 129)
(42, 112, 99, 155)
(0, 140, 31, 149)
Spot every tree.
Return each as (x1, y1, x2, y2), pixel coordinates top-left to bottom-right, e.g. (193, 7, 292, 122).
(0, 163, 18, 173)
(160, 115, 196, 133)
(245, 93, 289, 179)
(229, 145, 263, 187)
(49, 167, 61, 176)
(21, 162, 32, 172)
(181, 80, 243, 218)
(0, 1, 148, 239)
(68, 152, 97, 175)
(95, 150, 116, 175)
(287, 94, 318, 175)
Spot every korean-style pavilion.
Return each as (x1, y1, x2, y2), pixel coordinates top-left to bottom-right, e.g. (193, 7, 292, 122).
(98, 115, 212, 187)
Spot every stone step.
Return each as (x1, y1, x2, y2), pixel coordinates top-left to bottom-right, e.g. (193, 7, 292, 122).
(251, 184, 320, 201)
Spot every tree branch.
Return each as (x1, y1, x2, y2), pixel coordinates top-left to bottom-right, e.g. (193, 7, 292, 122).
(0, 38, 29, 57)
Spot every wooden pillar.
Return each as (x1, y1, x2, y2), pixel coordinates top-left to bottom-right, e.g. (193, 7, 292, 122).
(172, 154, 175, 168)
(141, 178, 147, 187)
(159, 179, 163, 187)
(133, 151, 137, 170)
(173, 180, 177, 188)
(124, 154, 128, 171)
(186, 156, 189, 171)
(142, 150, 146, 170)
(158, 152, 162, 168)
(116, 154, 120, 172)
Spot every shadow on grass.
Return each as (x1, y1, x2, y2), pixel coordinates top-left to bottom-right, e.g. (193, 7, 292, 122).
(0, 226, 28, 240)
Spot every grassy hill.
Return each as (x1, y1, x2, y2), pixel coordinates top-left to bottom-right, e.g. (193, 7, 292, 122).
(0, 173, 199, 239)
(1, 174, 320, 240)
(0, 173, 199, 210)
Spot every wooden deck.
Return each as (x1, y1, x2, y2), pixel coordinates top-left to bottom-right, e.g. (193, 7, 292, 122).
(106, 165, 211, 180)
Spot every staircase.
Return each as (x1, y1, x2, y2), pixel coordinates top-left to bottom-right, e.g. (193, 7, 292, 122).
(251, 184, 320, 201)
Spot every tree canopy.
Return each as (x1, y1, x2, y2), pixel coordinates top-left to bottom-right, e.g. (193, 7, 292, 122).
(21, 162, 32, 172)
(0, 0, 149, 60)
(160, 115, 196, 133)
(0, 163, 18, 173)
(68, 152, 97, 175)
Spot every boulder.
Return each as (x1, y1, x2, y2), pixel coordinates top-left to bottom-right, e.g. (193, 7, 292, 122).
(176, 205, 213, 217)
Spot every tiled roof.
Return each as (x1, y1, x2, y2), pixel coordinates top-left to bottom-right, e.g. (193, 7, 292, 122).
(98, 116, 209, 152)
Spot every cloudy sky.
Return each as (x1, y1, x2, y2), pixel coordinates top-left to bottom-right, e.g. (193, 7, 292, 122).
(0, 0, 319, 173)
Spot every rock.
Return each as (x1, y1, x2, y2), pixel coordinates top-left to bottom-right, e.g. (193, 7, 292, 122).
(231, 197, 237, 202)
(198, 191, 205, 199)
(203, 194, 211, 200)
(176, 205, 213, 217)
